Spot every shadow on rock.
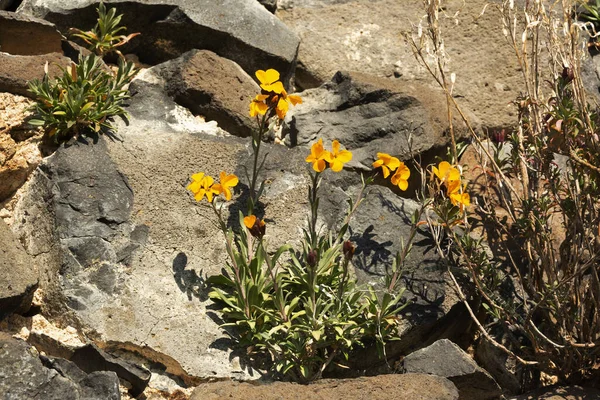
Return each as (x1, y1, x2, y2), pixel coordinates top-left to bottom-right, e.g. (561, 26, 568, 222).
(172, 252, 208, 301)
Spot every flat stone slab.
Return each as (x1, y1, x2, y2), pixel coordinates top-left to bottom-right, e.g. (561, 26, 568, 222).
(191, 373, 459, 400)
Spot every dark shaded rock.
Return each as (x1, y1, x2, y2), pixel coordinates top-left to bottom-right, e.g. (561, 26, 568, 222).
(403, 339, 502, 400)
(257, 0, 277, 12)
(70, 343, 151, 397)
(509, 385, 600, 400)
(0, 219, 38, 320)
(151, 49, 260, 137)
(191, 373, 459, 400)
(0, 52, 72, 97)
(0, 0, 15, 10)
(0, 10, 63, 55)
(0, 333, 120, 400)
(315, 182, 470, 368)
(286, 71, 471, 169)
(40, 137, 134, 268)
(17, 0, 300, 83)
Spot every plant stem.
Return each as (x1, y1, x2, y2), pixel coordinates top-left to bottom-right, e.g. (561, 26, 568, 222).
(249, 114, 268, 214)
(308, 171, 321, 249)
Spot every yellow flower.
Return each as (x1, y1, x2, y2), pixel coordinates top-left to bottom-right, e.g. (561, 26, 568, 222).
(390, 162, 410, 191)
(249, 94, 269, 117)
(329, 140, 352, 172)
(432, 161, 461, 183)
(187, 173, 220, 202)
(305, 138, 332, 172)
(448, 182, 470, 211)
(256, 69, 284, 94)
(373, 153, 401, 178)
(212, 171, 239, 201)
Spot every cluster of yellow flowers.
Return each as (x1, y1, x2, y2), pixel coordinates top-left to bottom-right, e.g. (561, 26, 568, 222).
(186, 171, 239, 203)
(249, 69, 302, 120)
(372, 153, 411, 191)
(305, 138, 353, 172)
(432, 161, 470, 211)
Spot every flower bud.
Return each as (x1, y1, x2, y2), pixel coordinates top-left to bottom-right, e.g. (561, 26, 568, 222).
(561, 66, 574, 84)
(307, 250, 318, 268)
(343, 240, 355, 260)
(250, 219, 266, 238)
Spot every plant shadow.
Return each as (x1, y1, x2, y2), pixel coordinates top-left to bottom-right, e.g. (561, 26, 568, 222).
(172, 252, 209, 301)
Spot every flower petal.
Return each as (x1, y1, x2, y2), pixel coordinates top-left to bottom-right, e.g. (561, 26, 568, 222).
(335, 149, 352, 163)
(397, 179, 408, 191)
(330, 159, 344, 172)
(244, 215, 257, 229)
(313, 159, 326, 172)
(288, 94, 302, 105)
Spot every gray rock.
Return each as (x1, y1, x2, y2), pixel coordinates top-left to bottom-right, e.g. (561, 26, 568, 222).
(286, 71, 470, 169)
(70, 344, 150, 396)
(0, 333, 121, 400)
(318, 183, 470, 368)
(277, 0, 522, 129)
(146, 49, 261, 138)
(0, 52, 72, 97)
(403, 339, 502, 400)
(0, 10, 63, 55)
(0, 219, 38, 320)
(17, 0, 300, 83)
(191, 373, 459, 400)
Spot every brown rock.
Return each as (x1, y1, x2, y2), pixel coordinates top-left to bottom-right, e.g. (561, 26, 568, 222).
(510, 385, 600, 400)
(0, 52, 72, 97)
(0, 11, 63, 55)
(156, 49, 261, 137)
(190, 374, 459, 400)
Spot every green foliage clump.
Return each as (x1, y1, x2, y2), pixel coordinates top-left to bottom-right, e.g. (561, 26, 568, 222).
(69, 1, 140, 58)
(28, 55, 137, 142)
(208, 211, 405, 383)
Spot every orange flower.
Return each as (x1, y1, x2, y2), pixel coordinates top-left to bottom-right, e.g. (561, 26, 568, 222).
(305, 138, 332, 172)
(212, 172, 239, 201)
(186, 173, 220, 202)
(249, 94, 269, 117)
(432, 161, 460, 183)
(373, 153, 401, 178)
(390, 162, 410, 191)
(243, 215, 266, 238)
(448, 180, 470, 211)
(256, 69, 284, 94)
(328, 140, 352, 172)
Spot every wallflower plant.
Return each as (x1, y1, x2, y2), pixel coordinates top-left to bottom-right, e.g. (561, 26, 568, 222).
(187, 68, 414, 382)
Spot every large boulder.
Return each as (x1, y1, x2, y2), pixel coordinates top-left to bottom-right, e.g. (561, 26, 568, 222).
(191, 373, 459, 400)
(17, 0, 300, 83)
(286, 71, 473, 170)
(278, 0, 523, 130)
(0, 332, 121, 400)
(403, 339, 502, 400)
(142, 49, 261, 138)
(0, 219, 38, 320)
(0, 11, 63, 55)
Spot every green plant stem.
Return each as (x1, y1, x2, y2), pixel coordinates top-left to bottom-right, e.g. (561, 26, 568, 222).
(249, 114, 268, 214)
(211, 201, 250, 318)
(308, 171, 321, 249)
(260, 240, 287, 322)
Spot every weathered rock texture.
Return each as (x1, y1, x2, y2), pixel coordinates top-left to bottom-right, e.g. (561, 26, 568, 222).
(0, 219, 38, 320)
(0, 332, 121, 400)
(147, 49, 261, 138)
(0, 10, 63, 55)
(17, 0, 300, 82)
(286, 71, 473, 169)
(278, 0, 523, 129)
(190, 373, 460, 400)
(510, 386, 600, 400)
(0, 94, 44, 201)
(403, 339, 502, 400)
